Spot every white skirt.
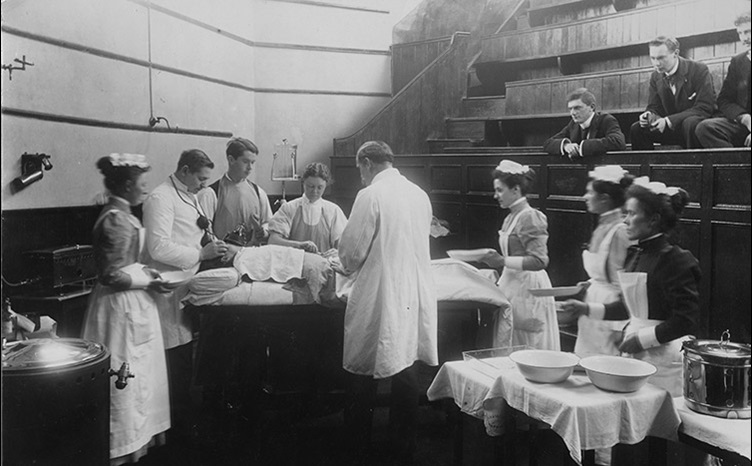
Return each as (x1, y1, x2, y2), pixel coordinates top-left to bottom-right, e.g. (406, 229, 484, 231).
(82, 285, 171, 459)
(495, 268, 559, 351)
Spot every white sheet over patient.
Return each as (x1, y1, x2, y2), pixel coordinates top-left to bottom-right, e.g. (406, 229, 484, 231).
(233, 244, 305, 282)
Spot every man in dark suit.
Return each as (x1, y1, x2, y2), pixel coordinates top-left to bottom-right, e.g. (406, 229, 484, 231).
(543, 87, 626, 159)
(697, 12, 751, 148)
(630, 36, 715, 150)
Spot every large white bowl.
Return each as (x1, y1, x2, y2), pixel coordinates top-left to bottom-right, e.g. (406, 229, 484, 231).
(509, 350, 580, 383)
(579, 355, 657, 393)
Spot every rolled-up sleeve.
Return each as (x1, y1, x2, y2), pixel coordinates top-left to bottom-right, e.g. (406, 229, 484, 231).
(143, 190, 201, 270)
(268, 201, 295, 238)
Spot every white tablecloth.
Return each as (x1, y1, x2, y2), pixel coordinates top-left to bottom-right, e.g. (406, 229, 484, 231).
(673, 397, 751, 461)
(427, 357, 681, 465)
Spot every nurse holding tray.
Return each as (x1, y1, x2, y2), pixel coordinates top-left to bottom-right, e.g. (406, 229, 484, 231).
(461, 160, 560, 351)
(560, 177, 700, 396)
(574, 165, 634, 357)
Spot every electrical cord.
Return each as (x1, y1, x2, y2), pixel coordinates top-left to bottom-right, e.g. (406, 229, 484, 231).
(1, 274, 41, 287)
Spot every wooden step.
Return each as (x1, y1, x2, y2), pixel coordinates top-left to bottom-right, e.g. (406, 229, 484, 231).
(445, 117, 500, 140)
(461, 96, 506, 118)
(442, 146, 547, 155)
(426, 138, 479, 153)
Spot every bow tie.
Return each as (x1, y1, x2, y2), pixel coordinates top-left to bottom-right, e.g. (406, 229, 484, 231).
(664, 74, 676, 86)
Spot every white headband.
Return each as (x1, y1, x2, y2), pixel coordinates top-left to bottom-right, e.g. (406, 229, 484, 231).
(495, 160, 529, 175)
(109, 153, 150, 169)
(589, 165, 628, 183)
(633, 176, 680, 196)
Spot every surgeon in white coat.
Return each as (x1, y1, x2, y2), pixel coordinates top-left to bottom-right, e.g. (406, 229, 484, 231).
(338, 140, 438, 463)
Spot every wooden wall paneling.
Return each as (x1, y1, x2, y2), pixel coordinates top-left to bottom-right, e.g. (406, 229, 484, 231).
(465, 201, 501, 252)
(648, 164, 703, 205)
(550, 81, 569, 112)
(637, 70, 652, 108)
(710, 222, 751, 342)
(607, 15, 623, 46)
(584, 76, 603, 104)
(636, 8, 658, 43)
(533, 82, 552, 115)
(430, 164, 463, 194)
(712, 164, 752, 208)
(334, 32, 470, 156)
(466, 164, 496, 194)
(715, 41, 737, 58)
(545, 208, 591, 286)
(601, 74, 621, 111)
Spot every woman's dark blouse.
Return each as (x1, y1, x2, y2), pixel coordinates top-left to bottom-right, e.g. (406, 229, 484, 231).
(603, 235, 701, 343)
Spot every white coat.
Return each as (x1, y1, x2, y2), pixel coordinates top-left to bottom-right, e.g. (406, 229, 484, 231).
(338, 167, 438, 379)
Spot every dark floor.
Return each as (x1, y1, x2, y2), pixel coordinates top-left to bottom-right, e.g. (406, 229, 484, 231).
(133, 367, 583, 466)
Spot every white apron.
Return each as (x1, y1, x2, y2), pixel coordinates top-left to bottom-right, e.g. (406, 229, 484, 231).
(494, 207, 559, 350)
(82, 211, 171, 458)
(575, 223, 629, 357)
(618, 270, 686, 397)
(288, 202, 333, 252)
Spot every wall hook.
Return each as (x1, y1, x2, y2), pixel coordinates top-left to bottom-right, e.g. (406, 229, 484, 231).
(2, 55, 34, 81)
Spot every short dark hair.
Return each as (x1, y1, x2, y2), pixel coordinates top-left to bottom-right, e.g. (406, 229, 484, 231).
(356, 141, 394, 165)
(649, 36, 680, 52)
(177, 149, 214, 173)
(492, 167, 537, 195)
(96, 156, 150, 194)
(626, 184, 690, 233)
(302, 162, 332, 183)
(226, 137, 259, 159)
(567, 88, 596, 107)
(734, 12, 751, 27)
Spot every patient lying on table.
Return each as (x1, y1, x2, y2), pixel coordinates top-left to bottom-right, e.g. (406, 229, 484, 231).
(191, 243, 341, 305)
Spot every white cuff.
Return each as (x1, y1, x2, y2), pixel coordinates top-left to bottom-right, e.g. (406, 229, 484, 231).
(120, 263, 151, 289)
(637, 326, 660, 349)
(587, 303, 606, 320)
(560, 139, 570, 156)
(504, 256, 524, 270)
(665, 117, 673, 129)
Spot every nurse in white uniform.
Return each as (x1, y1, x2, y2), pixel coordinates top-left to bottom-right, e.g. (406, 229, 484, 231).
(575, 165, 634, 357)
(562, 177, 700, 397)
(481, 160, 559, 351)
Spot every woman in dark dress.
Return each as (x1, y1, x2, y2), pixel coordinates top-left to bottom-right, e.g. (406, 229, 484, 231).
(561, 176, 700, 396)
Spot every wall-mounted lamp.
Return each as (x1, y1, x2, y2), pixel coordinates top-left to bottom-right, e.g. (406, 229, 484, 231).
(12, 153, 53, 193)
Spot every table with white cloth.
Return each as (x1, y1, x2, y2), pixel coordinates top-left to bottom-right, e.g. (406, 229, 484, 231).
(672, 397, 751, 465)
(427, 357, 681, 465)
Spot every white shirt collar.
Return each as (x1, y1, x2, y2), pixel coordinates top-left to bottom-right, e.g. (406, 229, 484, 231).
(302, 195, 321, 206)
(510, 197, 527, 209)
(224, 172, 246, 183)
(599, 207, 622, 219)
(580, 113, 595, 130)
(170, 174, 191, 194)
(665, 60, 679, 77)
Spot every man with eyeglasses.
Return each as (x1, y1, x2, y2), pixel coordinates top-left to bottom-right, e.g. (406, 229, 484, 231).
(143, 148, 228, 446)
